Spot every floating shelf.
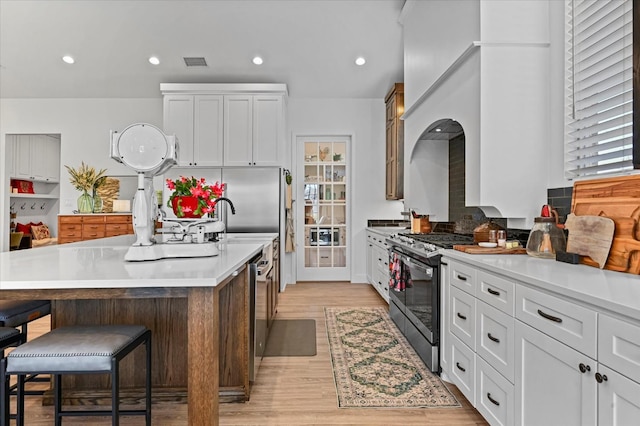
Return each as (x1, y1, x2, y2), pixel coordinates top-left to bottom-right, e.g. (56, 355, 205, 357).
(10, 193, 59, 199)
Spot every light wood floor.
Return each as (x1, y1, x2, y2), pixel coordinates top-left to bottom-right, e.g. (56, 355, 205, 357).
(13, 282, 487, 425)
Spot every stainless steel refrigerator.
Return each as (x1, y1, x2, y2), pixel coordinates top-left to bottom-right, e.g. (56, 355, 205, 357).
(219, 167, 281, 233)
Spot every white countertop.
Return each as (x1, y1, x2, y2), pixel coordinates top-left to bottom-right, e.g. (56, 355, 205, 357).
(367, 226, 408, 236)
(0, 235, 263, 290)
(443, 249, 640, 321)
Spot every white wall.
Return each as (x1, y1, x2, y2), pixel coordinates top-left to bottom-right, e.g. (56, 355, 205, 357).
(0, 98, 162, 251)
(288, 98, 404, 284)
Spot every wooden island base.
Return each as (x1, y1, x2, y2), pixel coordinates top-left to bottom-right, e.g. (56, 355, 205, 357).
(40, 265, 249, 407)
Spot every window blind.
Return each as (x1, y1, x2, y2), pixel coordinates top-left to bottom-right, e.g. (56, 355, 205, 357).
(566, 0, 633, 178)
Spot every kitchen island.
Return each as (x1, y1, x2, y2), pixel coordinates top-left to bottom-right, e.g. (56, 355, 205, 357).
(0, 235, 264, 426)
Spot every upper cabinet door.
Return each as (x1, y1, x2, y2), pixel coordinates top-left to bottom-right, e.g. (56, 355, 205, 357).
(164, 95, 195, 166)
(13, 136, 32, 180)
(253, 95, 283, 166)
(224, 95, 253, 166)
(194, 95, 223, 167)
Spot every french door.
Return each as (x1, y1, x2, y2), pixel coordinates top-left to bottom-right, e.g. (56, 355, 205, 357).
(296, 136, 350, 281)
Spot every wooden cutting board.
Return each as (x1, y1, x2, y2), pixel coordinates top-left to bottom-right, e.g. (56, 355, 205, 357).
(571, 175, 640, 274)
(564, 213, 615, 269)
(453, 245, 526, 254)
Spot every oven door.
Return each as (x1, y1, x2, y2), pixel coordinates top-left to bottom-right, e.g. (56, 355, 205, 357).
(389, 250, 438, 345)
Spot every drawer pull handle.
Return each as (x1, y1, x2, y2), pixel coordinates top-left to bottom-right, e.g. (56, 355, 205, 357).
(487, 393, 500, 406)
(457, 275, 467, 281)
(456, 362, 466, 372)
(487, 287, 500, 296)
(487, 333, 500, 343)
(595, 372, 608, 383)
(579, 363, 591, 373)
(537, 309, 563, 323)
(457, 312, 467, 320)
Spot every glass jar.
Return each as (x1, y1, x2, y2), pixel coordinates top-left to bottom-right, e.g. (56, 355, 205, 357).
(526, 217, 567, 259)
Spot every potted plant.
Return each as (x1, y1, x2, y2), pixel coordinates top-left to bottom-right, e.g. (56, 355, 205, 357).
(65, 162, 107, 213)
(166, 176, 225, 218)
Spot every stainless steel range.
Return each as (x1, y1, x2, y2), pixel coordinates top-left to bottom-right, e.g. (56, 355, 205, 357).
(386, 232, 473, 373)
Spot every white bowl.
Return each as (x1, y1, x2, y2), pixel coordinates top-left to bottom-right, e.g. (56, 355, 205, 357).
(478, 242, 498, 248)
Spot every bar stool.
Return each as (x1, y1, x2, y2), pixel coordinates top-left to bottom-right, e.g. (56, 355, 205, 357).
(1, 325, 152, 426)
(0, 300, 52, 394)
(0, 327, 25, 423)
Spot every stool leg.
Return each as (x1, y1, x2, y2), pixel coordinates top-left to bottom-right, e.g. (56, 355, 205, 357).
(54, 374, 62, 426)
(145, 334, 152, 426)
(16, 374, 24, 426)
(112, 358, 119, 426)
(0, 359, 7, 426)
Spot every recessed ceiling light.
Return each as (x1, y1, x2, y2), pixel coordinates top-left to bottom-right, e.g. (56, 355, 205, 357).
(252, 56, 263, 65)
(149, 56, 160, 65)
(62, 55, 75, 64)
(355, 57, 366, 66)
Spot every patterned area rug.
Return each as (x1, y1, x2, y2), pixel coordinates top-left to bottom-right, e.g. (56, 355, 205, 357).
(325, 307, 460, 408)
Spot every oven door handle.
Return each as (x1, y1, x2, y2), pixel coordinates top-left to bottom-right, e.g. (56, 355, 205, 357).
(406, 259, 431, 275)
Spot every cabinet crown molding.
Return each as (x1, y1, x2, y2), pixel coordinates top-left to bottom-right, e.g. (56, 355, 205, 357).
(160, 83, 288, 96)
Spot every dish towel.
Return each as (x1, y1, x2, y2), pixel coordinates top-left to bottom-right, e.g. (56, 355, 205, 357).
(285, 207, 295, 252)
(389, 253, 412, 291)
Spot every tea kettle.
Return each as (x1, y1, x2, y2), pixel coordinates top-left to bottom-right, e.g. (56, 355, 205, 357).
(526, 216, 567, 259)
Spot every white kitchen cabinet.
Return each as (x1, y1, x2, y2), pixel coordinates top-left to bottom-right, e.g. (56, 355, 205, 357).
(476, 356, 514, 426)
(161, 84, 287, 168)
(597, 314, 640, 425)
(597, 364, 640, 426)
(515, 320, 597, 426)
(224, 95, 253, 166)
(163, 94, 223, 167)
(440, 257, 451, 378)
(364, 229, 390, 302)
(224, 95, 283, 166)
(451, 333, 476, 405)
(6, 135, 15, 178)
(476, 300, 514, 383)
(451, 286, 476, 350)
(11, 134, 60, 182)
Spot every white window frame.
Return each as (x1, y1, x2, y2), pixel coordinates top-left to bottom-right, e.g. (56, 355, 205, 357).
(565, 0, 634, 179)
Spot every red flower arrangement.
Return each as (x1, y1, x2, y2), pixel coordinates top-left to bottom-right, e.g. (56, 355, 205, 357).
(166, 176, 225, 218)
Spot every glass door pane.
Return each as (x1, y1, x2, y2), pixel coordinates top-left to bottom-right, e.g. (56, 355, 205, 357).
(298, 137, 349, 280)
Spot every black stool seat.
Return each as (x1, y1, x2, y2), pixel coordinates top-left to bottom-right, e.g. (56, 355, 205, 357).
(0, 327, 22, 350)
(1, 325, 152, 426)
(0, 300, 50, 328)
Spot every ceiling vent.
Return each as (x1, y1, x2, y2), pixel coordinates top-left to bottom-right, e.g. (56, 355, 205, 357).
(183, 57, 208, 67)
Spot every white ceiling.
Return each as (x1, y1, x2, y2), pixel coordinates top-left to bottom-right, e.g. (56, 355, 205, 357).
(0, 0, 405, 99)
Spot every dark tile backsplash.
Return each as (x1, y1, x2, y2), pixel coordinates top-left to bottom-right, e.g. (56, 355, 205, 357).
(547, 186, 573, 224)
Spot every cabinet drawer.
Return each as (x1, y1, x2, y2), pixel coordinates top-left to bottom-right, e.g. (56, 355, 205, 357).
(372, 245, 389, 273)
(105, 223, 130, 233)
(82, 216, 106, 224)
(599, 314, 640, 380)
(82, 229, 106, 239)
(451, 286, 476, 350)
(372, 268, 390, 296)
(450, 261, 476, 295)
(476, 356, 514, 426)
(58, 216, 82, 224)
(58, 236, 82, 244)
(516, 285, 597, 358)
(105, 215, 132, 224)
(83, 223, 104, 232)
(477, 270, 515, 316)
(59, 224, 81, 232)
(477, 300, 514, 383)
(451, 334, 475, 405)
